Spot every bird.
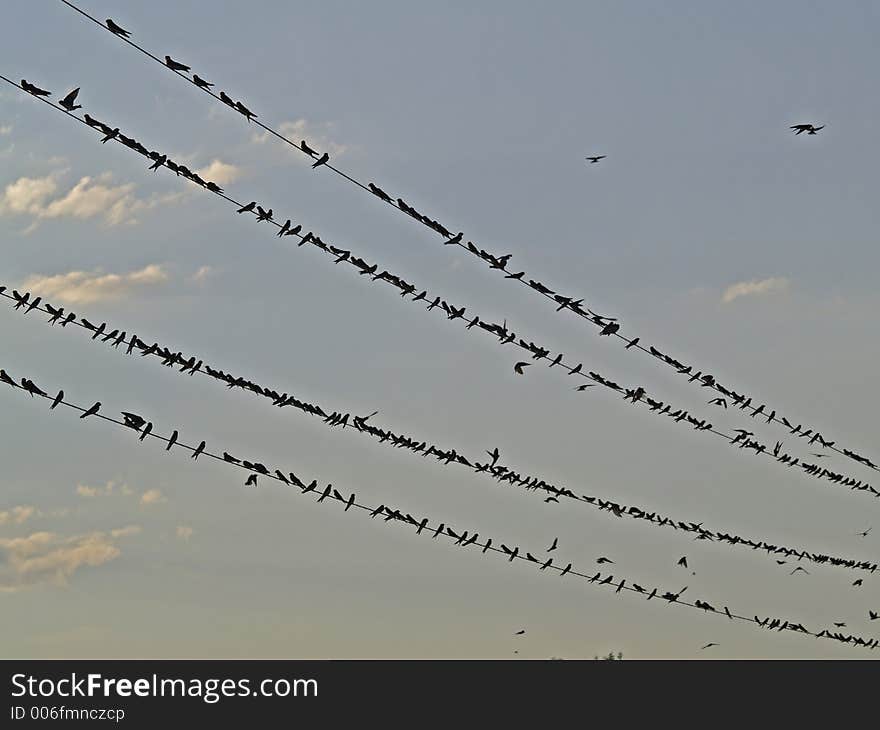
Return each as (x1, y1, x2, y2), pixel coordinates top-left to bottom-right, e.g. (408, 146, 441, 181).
(834, 622, 847, 628)
(515, 630, 525, 635)
(234, 101, 256, 121)
(300, 140, 318, 157)
(599, 322, 620, 336)
(106, 19, 131, 38)
(677, 556, 688, 568)
(21, 80, 51, 97)
(139, 423, 153, 441)
(50, 390, 64, 410)
(121, 412, 146, 430)
(369, 183, 393, 202)
(576, 384, 596, 391)
(219, 91, 236, 107)
(245, 474, 258, 487)
(585, 155, 606, 164)
(166, 430, 178, 451)
(853, 579, 863, 587)
(790, 123, 824, 135)
(856, 527, 872, 538)
(101, 128, 119, 143)
(58, 88, 82, 111)
(870, 611, 878, 621)
(790, 566, 809, 575)
(165, 56, 191, 73)
(256, 206, 273, 222)
(544, 496, 559, 503)
(277, 219, 291, 237)
(701, 643, 719, 650)
(148, 155, 167, 171)
(513, 362, 530, 375)
(191, 441, 206, 460)
(80, 402, 101, 419)
(236, 201, 256, 214)
(547, 537, 558, 552)
(596, 557, 614, 564)
(486, 447, 500, 466)
(192, 75, 214, 89)
(312, 152, 330, 169)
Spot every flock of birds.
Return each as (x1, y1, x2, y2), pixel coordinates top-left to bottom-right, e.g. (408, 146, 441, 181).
(1, 5, 873, 657)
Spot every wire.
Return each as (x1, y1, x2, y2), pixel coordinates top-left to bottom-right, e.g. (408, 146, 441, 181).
(55, 0, 880, 478)
(4, 288, 875, 578)
(1, 369, 875, 652)
(2, 72, 875, 506)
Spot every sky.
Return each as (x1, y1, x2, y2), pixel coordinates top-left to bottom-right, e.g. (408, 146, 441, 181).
(1, 0, 878, 659)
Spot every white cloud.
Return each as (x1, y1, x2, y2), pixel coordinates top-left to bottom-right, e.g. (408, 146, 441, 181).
(176, 525, 194, 541)
(0, 124, 12, 136)
(0, 527, 138, 591)
(76, 481, 132, 498)
(140, 489, 166, 506)
(110, 525, 142, 539)
(721, 277, 789, 304)
(22, 264, 169, 305)
(0, 170, 185, 228)
(189, 265, 215, 285)
(195, 159, 241, 186)
(252, 118, 347, 163)
(0, 505, 38, 526)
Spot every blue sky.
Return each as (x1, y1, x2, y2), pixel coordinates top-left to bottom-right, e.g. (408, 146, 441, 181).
(1, 0, 878, 658)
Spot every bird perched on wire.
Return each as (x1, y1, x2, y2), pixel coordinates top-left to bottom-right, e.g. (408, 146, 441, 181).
(80, 401, 101, 419)
(312, 152, 330, 169)
(369, 183, 393, 202)
(236, 201, 256, 214)
(300, 140, 318, 157)
(234, 101, 257, 121)
(585, 155, 606, 164)
(21, 80, 51, 97)
(106, 19, 131, 38)
(58, 88, 82, 111)
(165, 56, 191, 73)
(193, 75, 213, 89)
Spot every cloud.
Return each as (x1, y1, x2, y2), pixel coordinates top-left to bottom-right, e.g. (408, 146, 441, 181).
(110, 525, 142, 539)
(140, 489, 166, 506)
(189, 265, 215, 285)
(0, 527, 138, 591)
(0, 505, 38, 527)
(22, 264, 169, 305)
(176, 525, 194, 541)
(76, 481, 132, 498)
(252, 119, 347, 162)
(721, 277, 789, 304)
(0, 124, 12, 135)
(0, 170, 185, 228)
(195, 159, 241, 186)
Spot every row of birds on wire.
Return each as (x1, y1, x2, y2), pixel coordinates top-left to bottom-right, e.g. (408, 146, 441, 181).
(1, 365, 877, 651)
(8, 81, 874, 504)
(51, 3, 878, 479)
(2, 286, 876, 580)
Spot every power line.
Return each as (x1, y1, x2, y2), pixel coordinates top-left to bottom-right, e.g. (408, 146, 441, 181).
(2, 73, 874, 504)
(1, 369, 875, 652)
(4, 287, 875, 577)
(54, 0, 880, 478)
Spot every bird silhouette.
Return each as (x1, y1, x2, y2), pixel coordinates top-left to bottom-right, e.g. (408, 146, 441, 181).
(101, 128, 119, 143)
(701, 643, 719, 650)
(515, 630, 525, 635)
(50, 390, 64, 410)
(853, 579, 863, 587)
(234, 101, 256, 121)
(245, 474, 258, 487)
(585, 155, 606, 163)
(256, 206, 273, 222)
(513, 362, 530, 375)
(139, 423, 153, 441)
(312, 152, 330, 169)
(148, 155, 167, 171)
(219, 91, 236, 107)
(21, 80, 51, 97)
(166, 430, 178, 451)
(677, 556, 688, 568)
(790, 123, 824, 135)
(191, 440, 206, 460)
(192, 74, 213, 89)
(547, 537, 558, 552)
(856, 527, 871, 538)
(870, 611, 878, 620)
(596, 557, 614, 564)
(790, 566, 809, 575)
(236, 201, 256, 214)
(544, 496, 559, 503)
(165, 56, 191, 73)
(80, 401, 101, 419)
(369, 183, 393, 202)
(59, 88, 82, 111)
(300, 140, 317, 157)
(106, 19, 131, 38)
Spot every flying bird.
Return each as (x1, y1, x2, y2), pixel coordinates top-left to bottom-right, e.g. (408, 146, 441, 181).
(701, 643, 719, 650)
(547, 537, 558, 552)
(853, 579, 863, 587)
(80, 401, 101, 419)
(870, 611, 878, 621)
(790, 566, 809, 575)
(856, 527, 871, 538)
(585, 155, 606, 164)
(245, 474, 258, 487)
(515, 630, 525, 635)
(513, 361, 530, 375)
(59, 88, 82, 111)
(677, 556, 688, 568)
(106, 19, 131, 38)
(165, 56, 191, 73)
(596, 557, 614, 564)
(312, 152, 330, 169)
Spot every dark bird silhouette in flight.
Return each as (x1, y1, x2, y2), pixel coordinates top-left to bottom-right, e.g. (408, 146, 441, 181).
(80, 401, 101, 419)
(548, 537, 558, 552)
(486, 447, 500, 466)
(236, 201, 256, 214)
(834, 622, 847, 628)
(515, 630, 525, 635)
(300, 140, 317, 157)
(790, 123, 825, 135)
(856, 527, 872, 538)
(596, 557, 614, 565)
(701, 643, 719, 650)
(192, 74, 213, 89)
(790, 566, 809, 575)
(165, 56, 191, 73)
(677, 556, 688, 568)
(576, 384, 596, 391)
(513, 361, 530, 375)
(853, 579, 863, 586)
(106, 19, 131, 38)
(192, 440, 206, 460)
(245, 474, 258, 487)
(312, 152, 330, 169)
(101, 128, 119, 143)
(21, 80, 51, 97)
(50, 390, 64, 410)
(870, 611, 878, 621)
(234, 101, 256, 121)
(544, 496, 559, 503)
(585, 155, 606, 164)
(709, 397, 728, 408)
(59, 88, 82, 111)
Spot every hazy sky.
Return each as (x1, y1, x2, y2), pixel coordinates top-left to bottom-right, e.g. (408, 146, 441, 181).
(1, 1, 878, 658)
